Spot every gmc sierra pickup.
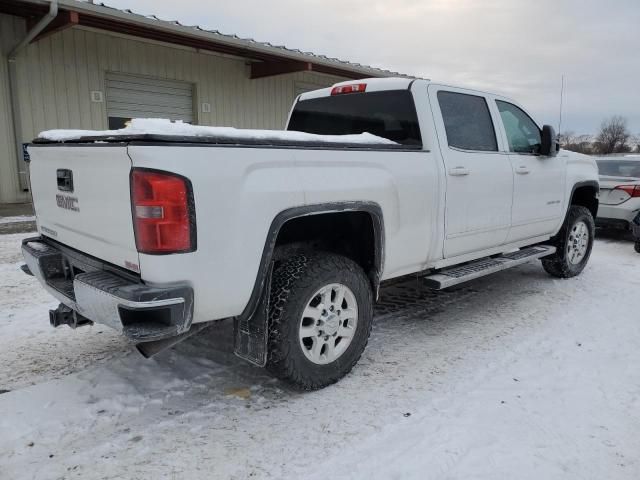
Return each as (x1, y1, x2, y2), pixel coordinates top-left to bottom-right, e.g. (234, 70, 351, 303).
(22, 77, 599, 390)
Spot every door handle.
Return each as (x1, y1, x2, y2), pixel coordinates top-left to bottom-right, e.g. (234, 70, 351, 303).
(515, 166, 530, 175)
(448, 166, 470, 176)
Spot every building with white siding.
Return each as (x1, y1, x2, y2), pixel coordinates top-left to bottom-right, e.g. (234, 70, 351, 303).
(0, 0, 401, 204)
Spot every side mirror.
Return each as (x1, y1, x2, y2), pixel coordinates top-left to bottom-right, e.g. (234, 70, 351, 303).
(540, 125, 559, 157)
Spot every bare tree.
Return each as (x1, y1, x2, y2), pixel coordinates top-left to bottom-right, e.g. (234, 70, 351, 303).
(595, 116, 631, 154)
(558, 131, 576, 147)
(562, 133, 595, 154)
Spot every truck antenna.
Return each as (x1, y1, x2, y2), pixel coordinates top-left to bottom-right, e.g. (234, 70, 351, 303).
(558, 74, 565, 136)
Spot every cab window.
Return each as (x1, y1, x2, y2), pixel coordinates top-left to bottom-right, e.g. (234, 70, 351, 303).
(496, 101, 541, 154)
(437, 91, 498, 152)
(288, 90, 422, 146)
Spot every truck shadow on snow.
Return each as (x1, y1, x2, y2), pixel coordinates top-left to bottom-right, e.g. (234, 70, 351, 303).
(595, 227, 634, 243)
(131, 261, 553, 401)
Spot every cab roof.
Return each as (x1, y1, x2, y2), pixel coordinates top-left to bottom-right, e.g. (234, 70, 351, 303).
(298, 77, 420, 101)
(297, 77, 508, 103)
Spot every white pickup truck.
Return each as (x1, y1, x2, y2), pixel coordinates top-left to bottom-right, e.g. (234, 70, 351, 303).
(22, 77, 599, 389)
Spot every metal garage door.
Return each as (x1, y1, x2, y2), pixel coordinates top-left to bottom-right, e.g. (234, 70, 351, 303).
(105, 72, 194, 129)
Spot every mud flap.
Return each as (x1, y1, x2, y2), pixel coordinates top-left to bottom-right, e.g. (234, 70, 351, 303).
(233, 262, 273, 367)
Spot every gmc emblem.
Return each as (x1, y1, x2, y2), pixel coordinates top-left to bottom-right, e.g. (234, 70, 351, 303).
(56, 194, 80, 212)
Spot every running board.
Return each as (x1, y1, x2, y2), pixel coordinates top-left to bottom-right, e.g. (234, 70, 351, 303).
(423, 245, 556, 290)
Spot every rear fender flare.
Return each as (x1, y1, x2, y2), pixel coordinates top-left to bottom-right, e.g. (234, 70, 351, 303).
(240, 201, 385, 323)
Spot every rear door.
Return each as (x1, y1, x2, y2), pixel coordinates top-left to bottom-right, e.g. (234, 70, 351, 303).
(28, 144, 140, 273)
(429, 85, 513, 258)
(493, 99, 566, 242)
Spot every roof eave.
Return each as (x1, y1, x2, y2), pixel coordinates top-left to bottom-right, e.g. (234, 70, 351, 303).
(4, 0, 408, 79)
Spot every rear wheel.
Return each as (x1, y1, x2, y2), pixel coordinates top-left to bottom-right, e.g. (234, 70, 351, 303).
(266, 252, 373, 390)
(635, 242, 640, 254)
(542, 205, 595, 278)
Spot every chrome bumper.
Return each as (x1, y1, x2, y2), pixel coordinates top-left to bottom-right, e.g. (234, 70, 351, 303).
(22, 237, 193, 341)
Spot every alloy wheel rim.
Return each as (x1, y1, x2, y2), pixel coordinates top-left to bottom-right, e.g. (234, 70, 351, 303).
(567, 220, 589, 265)
(299, 283, 358, 365)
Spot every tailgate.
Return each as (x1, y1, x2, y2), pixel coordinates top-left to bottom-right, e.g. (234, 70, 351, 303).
(28, 145, 140, 273)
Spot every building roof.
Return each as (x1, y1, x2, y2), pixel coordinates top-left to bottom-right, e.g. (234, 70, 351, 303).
(0, 0, 410, 80)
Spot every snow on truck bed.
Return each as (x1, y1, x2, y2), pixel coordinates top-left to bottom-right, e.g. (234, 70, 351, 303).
(37, 118, 397, 145)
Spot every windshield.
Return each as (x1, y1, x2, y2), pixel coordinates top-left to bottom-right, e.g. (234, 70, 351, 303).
(596, 159, 640, 178)
(287, 90, 422, 146)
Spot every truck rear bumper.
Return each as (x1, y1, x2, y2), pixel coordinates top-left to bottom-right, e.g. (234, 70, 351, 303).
(22, 237, 193, 341)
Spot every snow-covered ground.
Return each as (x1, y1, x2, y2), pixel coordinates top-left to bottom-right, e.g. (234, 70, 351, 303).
(0, 232, 638, 480)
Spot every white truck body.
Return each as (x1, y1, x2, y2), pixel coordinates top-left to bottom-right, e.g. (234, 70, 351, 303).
(23, 77, 599, 385)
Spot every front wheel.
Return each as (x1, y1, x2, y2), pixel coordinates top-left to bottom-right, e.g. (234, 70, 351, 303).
(542, 205, 595, 278)
(266, 252, 373, 390)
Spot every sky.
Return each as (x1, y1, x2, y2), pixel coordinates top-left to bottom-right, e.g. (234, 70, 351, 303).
(106, 0, 640, 135)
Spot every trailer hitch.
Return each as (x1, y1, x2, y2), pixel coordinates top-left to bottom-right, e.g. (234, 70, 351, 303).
(49, 303, 93, 329)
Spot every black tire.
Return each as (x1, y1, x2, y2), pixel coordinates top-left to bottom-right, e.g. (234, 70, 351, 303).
(266, 252, 373, 390)
(635, 242, 640, 254)
(542, 205, 595, 278)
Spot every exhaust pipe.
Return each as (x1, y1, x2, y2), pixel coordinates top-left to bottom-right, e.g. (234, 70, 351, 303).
(49, 303, 93, 329)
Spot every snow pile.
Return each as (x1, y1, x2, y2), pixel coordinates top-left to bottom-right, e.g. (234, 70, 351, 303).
(26, 241, 48, 252)
(38, 118, 397, 145)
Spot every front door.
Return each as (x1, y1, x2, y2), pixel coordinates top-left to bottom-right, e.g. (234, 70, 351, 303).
(494, 100, 566, 242)
(429, 86, 513, 258)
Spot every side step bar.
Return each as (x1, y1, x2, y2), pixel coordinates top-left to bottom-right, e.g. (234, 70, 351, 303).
(423, 245, 556, 290)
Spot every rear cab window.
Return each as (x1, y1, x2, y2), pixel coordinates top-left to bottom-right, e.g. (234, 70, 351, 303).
(437, 91, 498, 152)
(287, 90, 422, 146)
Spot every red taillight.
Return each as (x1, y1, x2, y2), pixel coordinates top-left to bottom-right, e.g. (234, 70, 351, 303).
(130, 169, 195, 254)
(614, 185, 640, 198)
(331, 83, 367, 95)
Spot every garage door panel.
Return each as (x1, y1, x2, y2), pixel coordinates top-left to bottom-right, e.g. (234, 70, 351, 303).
(106, 90, 193, 109)
(106, 72, 194, 91)
(106, 72, 194, 124)
(106, 81, 193, 97)
(108, 107, 194, 119)
(108, 105, 194, 122)
(108, 101, 194, 115)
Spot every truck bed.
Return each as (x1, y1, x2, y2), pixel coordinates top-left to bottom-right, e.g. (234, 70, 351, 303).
(33, 133, 420, 150)
(34, 117, 419, 151)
